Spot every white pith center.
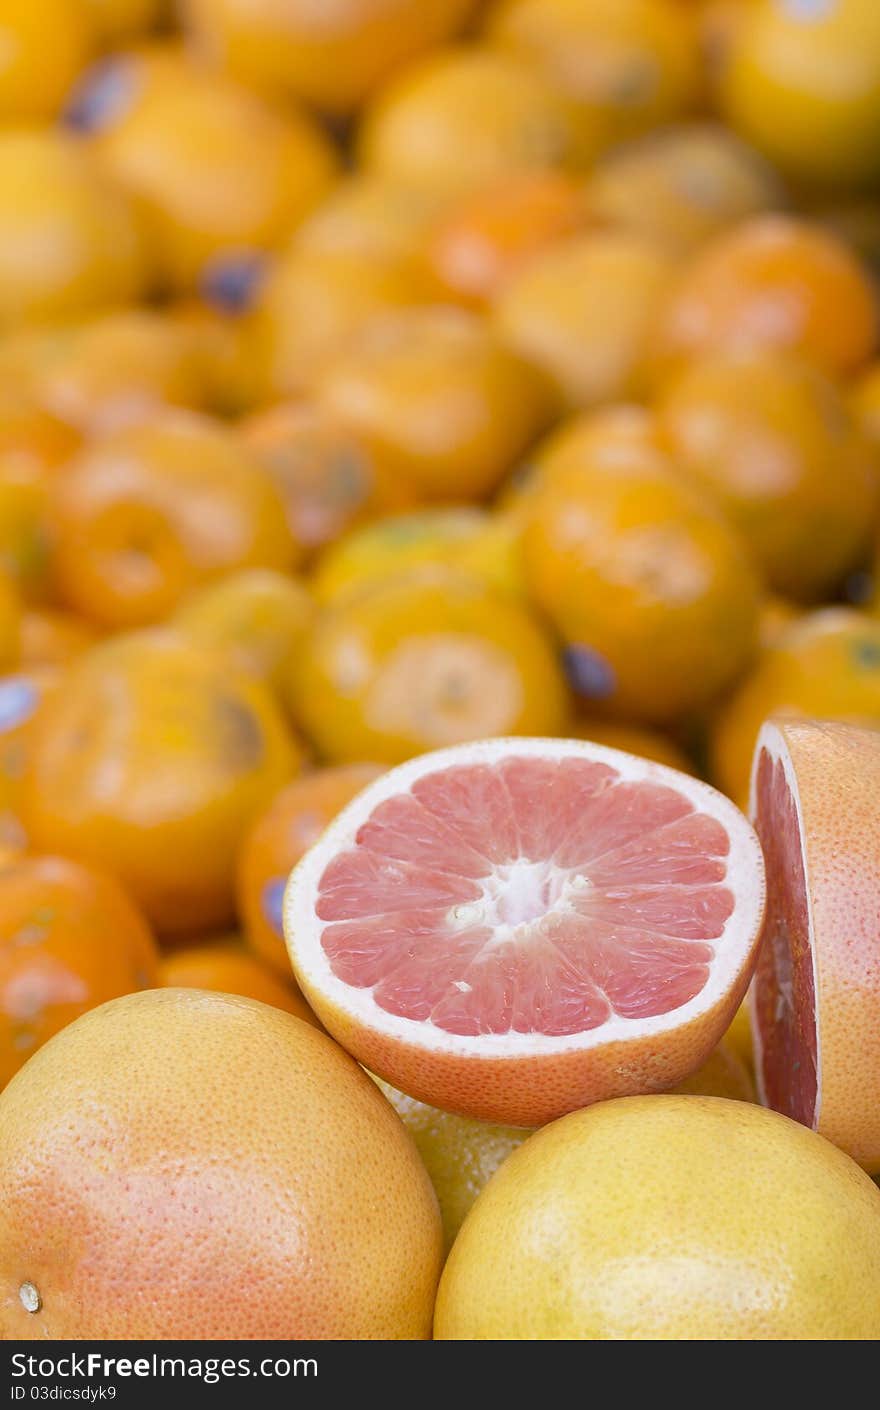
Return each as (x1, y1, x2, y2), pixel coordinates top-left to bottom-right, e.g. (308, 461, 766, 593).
(447, 859, 592, 945)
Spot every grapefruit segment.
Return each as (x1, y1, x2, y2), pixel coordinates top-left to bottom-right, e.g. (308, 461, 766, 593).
(286, 738, 766, 1125)
(750, 719, 880, 1172)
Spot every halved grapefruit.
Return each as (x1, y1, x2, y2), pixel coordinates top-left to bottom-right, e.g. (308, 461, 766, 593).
(285, 738, 766, 1125)
(750, 719, 880, 1173)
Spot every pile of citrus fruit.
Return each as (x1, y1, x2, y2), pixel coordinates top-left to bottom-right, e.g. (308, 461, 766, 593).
(1, 0, 880, 1342)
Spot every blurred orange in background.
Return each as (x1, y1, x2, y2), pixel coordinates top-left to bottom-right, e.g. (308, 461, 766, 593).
(174, 568, 314, 697)
(315, 307, 550, 500)
(485, 0, 703, 150)
(52, 412, 298, 629)
(653, 214, 880, 377)
(242, 403, 417, 558)
(522, 413, 761, 724)
(0, 0, 95, 123)
(24, 632, 301, 936)
(182, 0, 480, 115)
(428, 171, 589, 305)
(358, 46, 601, 195)
(69, 46, 339, 293)
(710, 609, 880, 806)
(0, 131, 146, 327)
(0, 853, 158, 1087)
(656, 351, 880, 601)
(291, 567, 570, 763)
(238, 764, 385, 975)
(159, 937, 320, 1024)
(494, 230, 679, 411)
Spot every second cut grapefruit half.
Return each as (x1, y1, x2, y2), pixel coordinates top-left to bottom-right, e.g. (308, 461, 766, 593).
(750, 719, 880, 1173)
(284, 738, 766, 1125)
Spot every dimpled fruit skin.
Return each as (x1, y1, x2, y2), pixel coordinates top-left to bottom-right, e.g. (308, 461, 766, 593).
(375, 1042, 753, 1252)
(0, 989, 442, 1340)
(766, 720, 880, 1173)
(374, 1079, 530, 1252)
(435, 1096, 880, 1340)
(305, 960, 757, 1129)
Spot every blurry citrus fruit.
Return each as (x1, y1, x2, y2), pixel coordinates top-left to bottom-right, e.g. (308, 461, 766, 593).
(428, 171, 589, 305)
(724, 996, 753, 1069)
(758, 594, 801, 651)
(810, 196, 880, 276)
(853, 359, 880, 449)
(0, 0, 93, 122)
(238, 764, 385, 976)
(20, 610, 96, 669)
(24, 631, 301, 936)
(654, 214, 879, 377)
(522, 416, 760, 724)
(698, 0, 751, 79)
(500, 402, 664, 513)
(169, 298, 265, 417)
(17, 310, 208, 434)
(486, 0, 702, 149)
(494, 231, 678, 411)
(0, 988, 442, 1337)
(294, 173, 447, 274)
(159, 940, 317, 1024)
(0, 132, 145, 327)
(375, 1080, 529, 1251)
(85, 0, 166, 46)
(312, 508, 524, 605)
(71, 49, 339, 292)
(0, 572, 21, 674)
(571, 719, 694, 775)
(435, 1095, 880, 1338)
(709, 608, 880, 806)
(316, 307, 549, 501)
(722, 0, 880, 189)
(290, 568, 570, 763)
(752, 718, 880, 1172)
(359, 47, 599, 195)
(672, 1037, 754, 1101)
(250, 249, 428, 400)
(175, 569, 314, 695)
(657, 351, 879, 601)
(285, 736, 765, 1125)
(183, 0, 478, 115)
(242, 403, 415, 560)
(52, 411, 298, 629)
(0, 854, 157, 1088)
(0, 395, 80, 479)
(587, 122, 783, 254)
(0, 670, 59, 849)
(0, 402, 79, 601)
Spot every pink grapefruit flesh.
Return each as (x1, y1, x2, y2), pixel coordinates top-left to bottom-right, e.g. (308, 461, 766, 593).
(750, 744, 817, 1128)
(750, 719, 880, 1173)
(286, 738, 766, 1125)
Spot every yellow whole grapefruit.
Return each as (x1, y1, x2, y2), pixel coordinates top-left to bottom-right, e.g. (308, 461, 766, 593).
(435, 1095, 880, 1339)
